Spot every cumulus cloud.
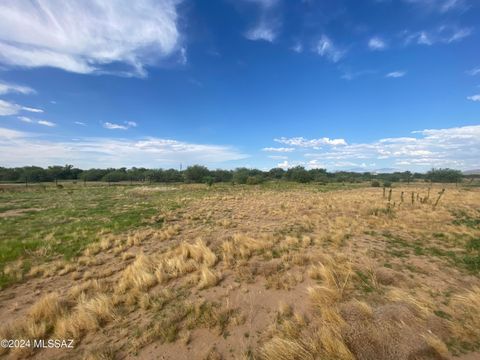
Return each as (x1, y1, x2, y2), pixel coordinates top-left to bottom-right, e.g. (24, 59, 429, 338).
(301, 125, 480, 171)
(315, 35, 345, 63)
(0, 128, 248, 168)
(275, 136, 347, 148)
(386, 71, 407, 78)
(0, 0, 183, 77)
(368, 37, 387, 50)
(245, 23, 277, 42)
(0, 81, 35, 95)
(467, 94, 480, 102)
(262, 147, 295, 152)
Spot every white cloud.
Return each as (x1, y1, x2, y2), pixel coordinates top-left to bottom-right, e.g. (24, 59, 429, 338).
(0, 0, 183, 77)
(103, 121, 137, 130)
(37, 120, 56, 127)
(268, 155, 287, 160)
(17, 116, 56, 127)
(242, 0, 280, 43)
(386, 71, 407, 78)
(299, 125, 480, 171)
(0, 127, 27, 139)
(467, 94, 480, 102)
(275, 136, 347, 148)
(403, 26, 472, 46)
(403, 0, 467, 12)
(291, 42, 303, 53)
(368, 37, 387, 50)
(0, 100, 41, 116)
(0, 81, 35, 95)
(0, 128, 248, 168)
(245, 23, 277, 42)
(341, 69, 376, 81)
(262, 147, 295, 152)
(18, 116, 33, 123)
(315, 35, 345, 63)
(74, 121, 87, 126)
(0, 99, 21, 116)
(22, 106, 43, 113)
(467, 67, 480, 76)
(103, 122, 128, 130)
(277, 160, 290, 169)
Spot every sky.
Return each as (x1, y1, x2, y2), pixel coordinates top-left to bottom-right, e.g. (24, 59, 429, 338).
(0, 0, 479, 172)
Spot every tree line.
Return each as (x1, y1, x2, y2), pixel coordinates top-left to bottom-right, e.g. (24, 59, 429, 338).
(0, 165, 465, 184)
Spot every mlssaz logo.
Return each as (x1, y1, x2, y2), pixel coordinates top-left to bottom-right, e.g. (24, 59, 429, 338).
(33, 339, 74, 349)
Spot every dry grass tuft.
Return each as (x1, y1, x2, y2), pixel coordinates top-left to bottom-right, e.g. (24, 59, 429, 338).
(55, 293, 115, 339)
(28, 292, 65, 324)
(450, 286, 480, 343)
(198, 266, 220, 289)
(118, 253, 157, 293)
(259, 337, 314, 360)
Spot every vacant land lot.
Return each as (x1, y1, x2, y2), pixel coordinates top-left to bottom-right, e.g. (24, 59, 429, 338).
(0, 182, 479, 359)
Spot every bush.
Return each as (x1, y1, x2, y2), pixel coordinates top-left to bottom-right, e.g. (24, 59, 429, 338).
(371, 180, 381, 187)
(426, 168, 463, 183)
(246, 175, 263, 185)
(184, 165, 211, 183)
(203, 176, 214, 187)
(383, 181, 392, 188)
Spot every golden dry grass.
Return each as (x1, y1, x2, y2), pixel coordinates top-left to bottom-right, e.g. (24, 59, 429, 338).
(1, 184, 479, 359)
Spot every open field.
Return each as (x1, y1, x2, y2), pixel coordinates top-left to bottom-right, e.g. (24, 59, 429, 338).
(0, 182, 479, 359)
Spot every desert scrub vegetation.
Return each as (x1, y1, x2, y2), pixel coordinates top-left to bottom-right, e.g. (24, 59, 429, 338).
(0, 182, 479, 359)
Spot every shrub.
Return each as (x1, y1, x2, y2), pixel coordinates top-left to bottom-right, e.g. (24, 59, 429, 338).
(246, 175, 264, 185)
(371, 180, 380, 187)
(383, 181, 392, 188)
(184, 165, 211, 183)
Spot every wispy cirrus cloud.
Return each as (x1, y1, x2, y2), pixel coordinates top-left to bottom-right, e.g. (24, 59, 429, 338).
(402, 26, 472, 46)
(0, 100, 43, 116)
(17, 116, 55, 127)
(0, 0, 183, 77)
(275, 136, 347, 148)
(262, 147, 295, 152)
(103, 121, 137, 130)
(314, 35, 345, 63)
(402, 0, 467, 13)
(243, 0, 281, 42)
(467, 67, 480, 76)
(386, 71, 407, 78)
(0, 127, 248, 168)
(0, 81, 35, 95)
(37, 120, 56, 127)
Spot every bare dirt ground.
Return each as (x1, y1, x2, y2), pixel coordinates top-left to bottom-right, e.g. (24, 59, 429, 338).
(0, 185, 479, 359)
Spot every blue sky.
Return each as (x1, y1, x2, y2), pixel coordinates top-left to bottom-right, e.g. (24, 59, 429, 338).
(0, 0, 479, 171)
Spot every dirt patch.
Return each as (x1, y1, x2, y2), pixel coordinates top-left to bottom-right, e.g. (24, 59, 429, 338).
(0, 208, 42, 218)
